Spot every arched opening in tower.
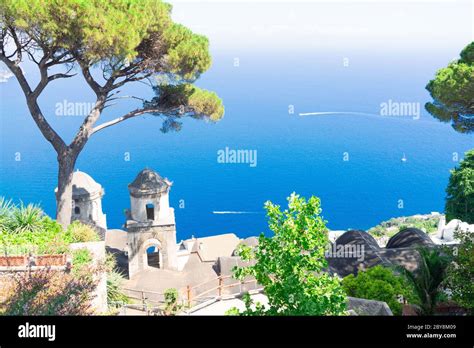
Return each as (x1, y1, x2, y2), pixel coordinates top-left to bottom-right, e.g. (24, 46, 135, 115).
(146, 246, 160, 268)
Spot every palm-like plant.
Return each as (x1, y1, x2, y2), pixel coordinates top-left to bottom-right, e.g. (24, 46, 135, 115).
(0, 197, 14, 232)
(9, 202, 44, 234)
(400, 247, 451, 315)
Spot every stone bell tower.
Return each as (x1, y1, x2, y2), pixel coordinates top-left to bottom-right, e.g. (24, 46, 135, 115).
(125, 168, 178, 278)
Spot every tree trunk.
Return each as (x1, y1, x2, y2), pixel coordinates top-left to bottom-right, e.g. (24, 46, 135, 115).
(56, 152, 78, 229)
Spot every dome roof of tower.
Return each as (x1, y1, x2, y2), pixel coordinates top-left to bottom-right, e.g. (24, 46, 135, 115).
(334, 230, 381, 251)
(386, 228, 434, 249)
(71, 170, 102, 197)
(128, 168, 172, 195)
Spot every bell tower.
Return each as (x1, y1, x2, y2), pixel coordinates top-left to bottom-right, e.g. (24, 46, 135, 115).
(125, 168, 178, 277)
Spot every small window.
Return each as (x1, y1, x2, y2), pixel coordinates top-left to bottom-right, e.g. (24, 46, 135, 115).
(74, 206, 80, 214)
(146, 204, 154, 220)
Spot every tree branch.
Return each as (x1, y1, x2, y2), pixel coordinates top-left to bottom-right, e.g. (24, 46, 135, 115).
(90, 107, 175, 135)
(0, 54, 67, 153)
(77, 58, 102, 95)
(69, 94, 108, 152)
(110, 71, 153, 91)
(7, 26, 22, 65)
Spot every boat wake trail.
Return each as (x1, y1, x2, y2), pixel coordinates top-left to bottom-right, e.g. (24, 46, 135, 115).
(212, 211, 260, 214)
(298, 111, 381, 117)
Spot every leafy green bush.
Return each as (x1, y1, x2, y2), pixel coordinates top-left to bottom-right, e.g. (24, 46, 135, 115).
(368, 215, 439, 238)
(0, 199, 66, 254)
(65, 221, 100, 243)
(72, 249, 93, 268)
(0, 199, 99, 256)
(0, 216, 66, 255)
(233, 193, 347, 316)
(164, 288, 182, 315)
(342, 265, 417, 315)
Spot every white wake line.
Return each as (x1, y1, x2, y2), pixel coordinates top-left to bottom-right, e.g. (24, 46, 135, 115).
(212, 211, 261, 214)
(299, 111, 381, 117)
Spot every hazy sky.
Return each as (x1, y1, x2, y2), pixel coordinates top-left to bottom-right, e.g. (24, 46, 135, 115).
(168, 0, 473, 53)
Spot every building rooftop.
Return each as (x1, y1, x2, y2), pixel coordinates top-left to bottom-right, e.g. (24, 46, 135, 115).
(128, 168, 171, 196)
(335, 230, 381, 251)
(386, 227, 434, 249)
(70, 170, 102, 197)
(185, 233, 241, 262)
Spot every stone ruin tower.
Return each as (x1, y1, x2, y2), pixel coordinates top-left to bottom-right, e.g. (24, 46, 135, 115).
(125, 168, 178, 277)
(56, 170, 107, 231)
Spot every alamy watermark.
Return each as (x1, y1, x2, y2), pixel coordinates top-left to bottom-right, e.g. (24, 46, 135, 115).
(325, 243, 365, 262)
(380, 99, 420, 120)
(55, 99, 94, 117)
(217, 147, 257, 167)
(18, 322, 55, 342)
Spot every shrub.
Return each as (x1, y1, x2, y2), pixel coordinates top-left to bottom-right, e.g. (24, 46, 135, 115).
(1, 268, 98, 315)
(368, 215, 439, 238)
(0, 216, 66, 255)
(164, 288, 181, 315)
(342, 265, 417, 315)
(66, 221, 100, 243)
(72, 248, 93, 271)
(0, 199, 68, 255)
(0, 201, 99, 256)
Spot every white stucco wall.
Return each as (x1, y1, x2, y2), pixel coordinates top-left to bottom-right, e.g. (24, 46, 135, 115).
(130, 195, 175, 226)
(72, 196, 107, 230)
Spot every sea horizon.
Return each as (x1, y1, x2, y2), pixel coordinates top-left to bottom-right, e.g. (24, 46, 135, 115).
(1, 1, 472, 240)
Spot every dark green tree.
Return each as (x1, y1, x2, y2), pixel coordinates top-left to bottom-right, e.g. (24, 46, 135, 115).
(0, 0, 224, 228)
(445, 149, 474, 223)
(425, 42, 474, 133)
(444, 230, 474, 313)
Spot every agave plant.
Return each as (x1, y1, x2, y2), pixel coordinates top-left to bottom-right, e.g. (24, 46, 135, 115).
(107, 270, 130, 306)
(399, 247, 451, 315)
(0, 197, 14, 232)
(9, 202, 45, 234)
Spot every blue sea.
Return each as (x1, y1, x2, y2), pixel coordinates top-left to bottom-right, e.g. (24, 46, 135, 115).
(1, 4, 473, 241)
